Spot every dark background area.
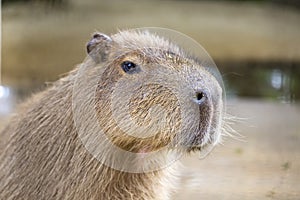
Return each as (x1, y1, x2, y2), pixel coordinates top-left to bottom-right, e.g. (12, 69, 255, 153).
(3, 0, 300, 9)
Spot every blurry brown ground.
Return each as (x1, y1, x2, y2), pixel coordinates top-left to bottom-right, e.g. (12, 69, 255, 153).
(175, 99, 300, 199)
(1, 0, 300, 199)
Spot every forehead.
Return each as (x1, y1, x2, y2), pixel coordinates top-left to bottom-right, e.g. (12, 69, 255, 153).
(112, 30, 183, 56)
(111, 30, 196, 67)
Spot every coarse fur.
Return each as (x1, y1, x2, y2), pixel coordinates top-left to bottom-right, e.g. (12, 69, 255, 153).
(0, 29, 224, 200)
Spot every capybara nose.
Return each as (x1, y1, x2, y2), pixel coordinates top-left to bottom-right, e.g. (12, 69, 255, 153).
(194, 90, 207, 105)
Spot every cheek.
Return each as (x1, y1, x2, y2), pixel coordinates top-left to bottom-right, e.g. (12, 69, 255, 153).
(94, 66, 182, 152)
(129, 84, 182, 137)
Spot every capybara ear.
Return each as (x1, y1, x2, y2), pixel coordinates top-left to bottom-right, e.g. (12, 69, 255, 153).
(86, 32, 112, 63)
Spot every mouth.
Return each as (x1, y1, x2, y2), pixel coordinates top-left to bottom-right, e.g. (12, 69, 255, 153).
(184, 130, 220, 154)
(184, 101, 223, 153)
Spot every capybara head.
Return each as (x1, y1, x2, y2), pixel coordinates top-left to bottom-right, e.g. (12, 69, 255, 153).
(73, 29, 224, 172)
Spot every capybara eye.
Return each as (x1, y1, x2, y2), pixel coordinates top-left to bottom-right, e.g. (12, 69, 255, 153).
(121, 61, 136, 73)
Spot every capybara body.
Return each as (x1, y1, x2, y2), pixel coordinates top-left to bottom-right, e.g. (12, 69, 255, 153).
(0, 29, 224, 200)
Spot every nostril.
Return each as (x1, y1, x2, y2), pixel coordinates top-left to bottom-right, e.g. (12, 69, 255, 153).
(195, 91, 206, 104)
(196, 92, 204, 101)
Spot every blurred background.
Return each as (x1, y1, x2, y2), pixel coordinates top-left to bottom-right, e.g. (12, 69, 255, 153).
(1, 0, 300, 199)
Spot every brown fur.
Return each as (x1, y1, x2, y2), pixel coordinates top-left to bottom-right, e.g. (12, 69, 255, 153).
(0, 29, 224, 200)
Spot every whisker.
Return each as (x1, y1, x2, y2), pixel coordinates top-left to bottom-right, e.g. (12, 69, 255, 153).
(221, 112, 246, 142)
